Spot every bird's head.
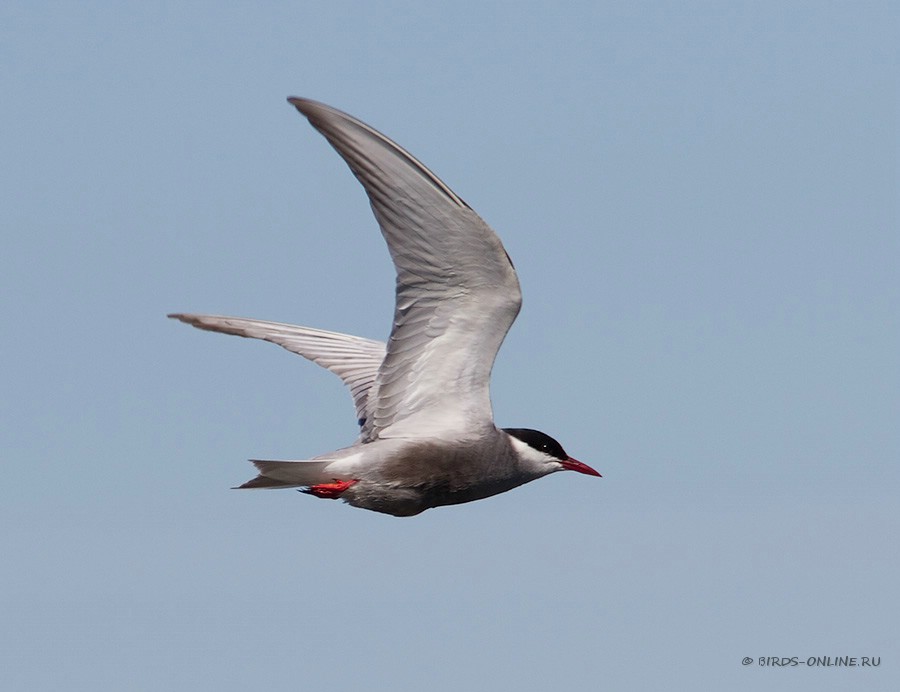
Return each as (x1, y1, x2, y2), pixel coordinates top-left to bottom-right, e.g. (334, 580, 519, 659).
(503, 428, 601, 477)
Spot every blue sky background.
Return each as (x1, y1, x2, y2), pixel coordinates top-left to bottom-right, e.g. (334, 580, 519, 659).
(2, 2, 897, 690)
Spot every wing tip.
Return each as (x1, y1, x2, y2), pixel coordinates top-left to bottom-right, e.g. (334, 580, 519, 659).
(167, 313, 214, 331)
(286, 95, 471, 210)
(287, 96, 330, 121)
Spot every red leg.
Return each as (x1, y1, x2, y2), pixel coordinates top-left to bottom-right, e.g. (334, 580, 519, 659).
(301, 479, 358, 499)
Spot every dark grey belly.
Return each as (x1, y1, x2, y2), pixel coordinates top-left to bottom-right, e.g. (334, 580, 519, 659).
(344, 475, 531, 517)
(342, 439, 534, 517)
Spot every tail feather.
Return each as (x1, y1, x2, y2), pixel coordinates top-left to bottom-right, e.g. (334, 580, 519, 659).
(235, 459, 337, 490)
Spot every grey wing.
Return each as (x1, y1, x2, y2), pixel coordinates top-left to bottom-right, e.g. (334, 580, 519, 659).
(168, 314, 385, 432)
(289, 99, 522, 441)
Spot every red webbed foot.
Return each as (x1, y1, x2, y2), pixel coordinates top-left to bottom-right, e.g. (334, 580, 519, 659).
(301, 479, 359, 499)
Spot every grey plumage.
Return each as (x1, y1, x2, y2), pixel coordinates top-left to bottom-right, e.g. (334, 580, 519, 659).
(169, 98, 599, 516)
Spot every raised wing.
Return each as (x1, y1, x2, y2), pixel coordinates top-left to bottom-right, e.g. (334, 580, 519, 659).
(289, 99, 522, 441)
(168, 313, 385, 430)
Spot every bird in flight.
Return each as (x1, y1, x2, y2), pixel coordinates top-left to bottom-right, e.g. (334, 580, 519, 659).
(170, 98, 600, 516)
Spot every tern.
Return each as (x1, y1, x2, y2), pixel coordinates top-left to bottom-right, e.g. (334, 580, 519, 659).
(170, 98, 600, 516)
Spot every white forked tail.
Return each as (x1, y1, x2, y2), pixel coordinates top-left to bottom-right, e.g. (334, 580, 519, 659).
(235, 460, 337, 489)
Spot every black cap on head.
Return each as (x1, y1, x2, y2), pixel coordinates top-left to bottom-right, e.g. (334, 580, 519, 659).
(503, 428, 568, 461)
